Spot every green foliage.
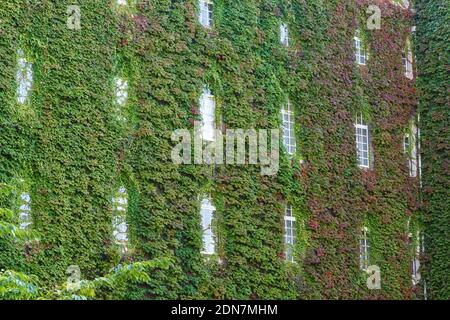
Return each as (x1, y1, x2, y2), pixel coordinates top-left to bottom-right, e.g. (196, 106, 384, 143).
(0, 183, 38, 241)
(0, 258, 172, 300)
(44, 258, 173, 300)
(1, 192, 172, 300)
(415, 0, 450, 300)
(0, 0, 441, 300)
(0, 270, 39, 300)
(0, 208, 30, 240)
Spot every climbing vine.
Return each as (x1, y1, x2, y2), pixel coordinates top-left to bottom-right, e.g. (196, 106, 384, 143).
(0, 0, 434, 300)
(415, 0, 450, 300)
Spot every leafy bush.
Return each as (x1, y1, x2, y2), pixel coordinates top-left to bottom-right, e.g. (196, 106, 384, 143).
(0, 183, 172, 300)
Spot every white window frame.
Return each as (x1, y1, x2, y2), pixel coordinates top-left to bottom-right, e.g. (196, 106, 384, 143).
(392, 0, 410, 8)
(284, 206, 296, 263)
(404, 124, 418, 177)
(281, 101, 296, 156)
(280, 23, 289, 47)
(354, 31, 367, 66)
(403, 132, 410, 152)
(112, 186, 129, 254)
(410, 231, 422, 286)
(19, 192, 32, 230)
(199, 0, 213, 28)
(199, 86, 216, 142)
(417, 114, 423, 187)
(355, 114, 370, 168)
(16, 49, 33, 104)
(359, 227, 370, 271)
(402, 45, 413, 79)
(200, 197, 216, 255)
(115, 77, 128, 107)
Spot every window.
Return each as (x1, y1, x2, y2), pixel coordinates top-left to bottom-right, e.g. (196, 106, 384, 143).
(392, 0, 410, 8)
(280, 23, 289, 47)
(281, 101, 296, 155)
(402, 45, 413, 79)
(403, 133, 410, 151)
(355, 114, 370, 168)
(114, 78, 128, 121)
(410, 232, 422, 286)
(115, 77, 128, 106)
(417, 115, 423, 185)
(199, 86, 216, 142)
(359, 227, 370, 270)
(19, 192, 32, 230)
(16, 49, 33, 104)
(354, 31, 367, 65)
(404, 124, 418, 177)
(410, 231, 423, 286)
(421, 232, 425, 255)
(112, 186, 128, 254)
(199, 0, 213, 28)
(200, 198, 216, 255)
(284, 206, 296, 262)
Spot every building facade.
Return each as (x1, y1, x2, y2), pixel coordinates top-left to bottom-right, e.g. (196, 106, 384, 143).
(0, 0, 443, 299)
(415, 0, 450, 300)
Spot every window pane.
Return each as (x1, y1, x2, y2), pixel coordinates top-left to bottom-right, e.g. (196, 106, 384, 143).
(284, 206, 296, 262)
(199, 1, 213, 27)
(16, 49, 33, 104)
(112, 186, 128, 253)
(115, 78, 128, 106)
(19, 192, 32, 230)
(201, 198, 216, 255)
(200, 87, 216, 141)
(281, 102, 296, 155)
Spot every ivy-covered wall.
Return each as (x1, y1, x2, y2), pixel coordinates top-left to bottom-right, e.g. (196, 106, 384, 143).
(0, 0, 28, 279)
(292, 0, 420, 299)
(415, 0, 450, 300)
(0, 0, 436, 300)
